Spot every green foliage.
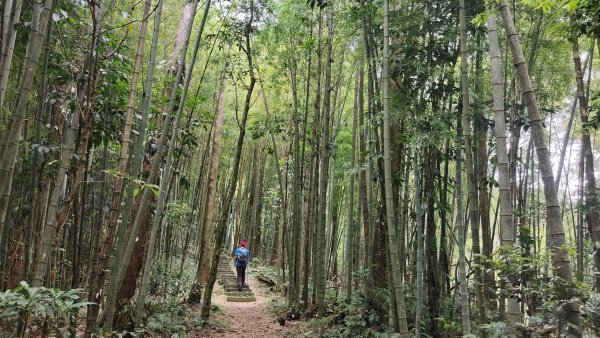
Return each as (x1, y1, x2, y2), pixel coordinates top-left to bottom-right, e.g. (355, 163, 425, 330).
(0, 282, 90, 336)
(143, 299, 219, 337)
(301, 291, 393, 338)
(588, 90, 600, 129)
(165, 202, 192, 226)
(149, 260, 192, 298)
(480, 321, 510, 338)
(140, 256, 221, 336)
(93, 41, 134, 147)
(483, 241, 600, 333)
(103, 169, 160, 197)
(582, 294, 600, 335)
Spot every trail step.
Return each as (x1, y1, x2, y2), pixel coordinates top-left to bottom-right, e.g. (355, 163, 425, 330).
(217, 255, 255, 302)
(224, 287, 251, 293)
(226, 295, 257, 302)
(223, 284, 250, 289)
(224, 291, 255, 297)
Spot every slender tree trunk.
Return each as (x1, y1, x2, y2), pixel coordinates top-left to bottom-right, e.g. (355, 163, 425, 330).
(304, 10, 323, 308)
(179, 65, 227, 309)
(103, 1, 165, 324)
(180, 130, 213, 277)
(459, 0, 486, 328)
(299, 22, 314, 308)
(0, 0, 22, 114)
(555, 53, 588, 190)
(33, 0, 101, 290)
(314, 9, 334, 316)
(289, 50, 302, 310)
(84, 0, 152, 329)
(572, 39, 600, 292)
(474, 37, 495, 313)
(101, 0, 201, 332)
(486, 10, 520, 323)
(383, 0, 409, 334)
(358, 47, 369, 277)
(414, 152, 423, 337)
(255, 65, 290, 304)
(20, 0, 52, 283)
(345, 61, 359, 302)
(456, 1, 472, 334)
(499, 0, 581, 333)
(0, 0, 54, 253)
(201, 2, 255, 317)
(137, 0, 214, 322)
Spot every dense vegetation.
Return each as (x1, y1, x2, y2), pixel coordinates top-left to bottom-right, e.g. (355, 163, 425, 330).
(0, 0, 599, 336)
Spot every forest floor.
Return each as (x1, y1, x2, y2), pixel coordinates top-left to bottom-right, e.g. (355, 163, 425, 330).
(189, 269, 300, 338)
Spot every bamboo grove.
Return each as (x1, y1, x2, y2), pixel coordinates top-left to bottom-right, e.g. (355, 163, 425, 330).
(0, 0, 599, 337)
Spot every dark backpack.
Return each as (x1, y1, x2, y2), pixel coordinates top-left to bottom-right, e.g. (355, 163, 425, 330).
(238, 248, 249, 262)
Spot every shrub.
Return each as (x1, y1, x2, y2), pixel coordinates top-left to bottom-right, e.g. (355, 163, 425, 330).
(0, 281, 90, 337)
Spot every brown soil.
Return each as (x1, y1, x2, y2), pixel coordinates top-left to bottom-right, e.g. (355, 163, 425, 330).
(190, 272, 298, 338)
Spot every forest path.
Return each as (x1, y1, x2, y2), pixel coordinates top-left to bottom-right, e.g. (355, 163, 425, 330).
(191, 266, 298, 337)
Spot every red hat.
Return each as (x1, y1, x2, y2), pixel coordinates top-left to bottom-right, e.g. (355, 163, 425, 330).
(240, 241, 246, 247)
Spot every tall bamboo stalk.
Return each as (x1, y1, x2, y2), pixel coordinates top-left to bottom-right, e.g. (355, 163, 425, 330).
(572, 39, 600, 292)
(0, 0, 54, 254)
(102, 0, 202, 332)
(486, 9, 520, 323)
(499, 0, 581, 332)
(0, 0, 22, 114)
(383, 0, 408, 334)
(201, 1, 255, 317)
(85, 0, 152, 329)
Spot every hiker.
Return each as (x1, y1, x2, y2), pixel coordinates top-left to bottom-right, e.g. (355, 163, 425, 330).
(235, 241, 250, 292)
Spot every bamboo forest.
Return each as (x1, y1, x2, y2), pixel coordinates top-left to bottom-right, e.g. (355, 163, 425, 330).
(1, 0, 600, 337)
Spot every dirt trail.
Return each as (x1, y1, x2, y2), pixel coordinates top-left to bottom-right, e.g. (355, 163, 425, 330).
(192, 271, 297, 338)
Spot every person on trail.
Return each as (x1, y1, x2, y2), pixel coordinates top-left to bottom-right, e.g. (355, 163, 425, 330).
(235, 241, 250, 292)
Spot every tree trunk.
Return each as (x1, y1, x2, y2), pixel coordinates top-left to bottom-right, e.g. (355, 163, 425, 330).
(84, 0, 152, 330)
(101, 0, 202, 332)
(200, 2, 255, 318)
(289, 49, 302, 309)
(459, 0, 486, 328)
(0, 0, 54, 255)
(499, 0, 581, 333)
(142, 0, 214, 324)
(572, 38, 600, 292)
(304, 10, 323, 309)
(0, 0, 22, 114)
(486, 10, 520, 323)
(456, 1, 471, 333)
(474, 36, 495, 313)
(383, 0, 409, 334)
(314, 9, 334, 316)
(345, 61, 359, 302)
(414, 152, 423, 337)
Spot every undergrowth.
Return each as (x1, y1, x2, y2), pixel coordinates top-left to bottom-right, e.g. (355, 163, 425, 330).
(121, 256, 223, 337)
(141, 299, 220, 337)
(283, 290, 398, 338)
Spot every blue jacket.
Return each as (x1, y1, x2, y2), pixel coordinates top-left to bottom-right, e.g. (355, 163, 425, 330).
(235, 247, 250, 267)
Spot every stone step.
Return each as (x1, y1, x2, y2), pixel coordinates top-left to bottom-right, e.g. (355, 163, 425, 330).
(224, 285, 252, 290)
(225, 291, 255, 297)
(226, 295, 256, 302)
(225, 289, 253, 294)
(223, 284, 250, 289)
